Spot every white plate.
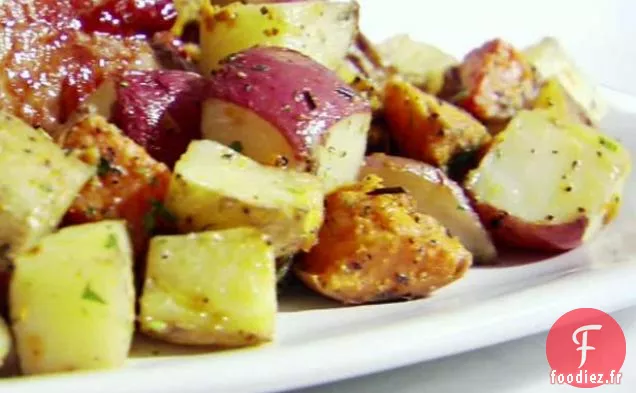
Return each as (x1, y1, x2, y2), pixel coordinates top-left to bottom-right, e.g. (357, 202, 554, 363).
(4, 2, 636, 393)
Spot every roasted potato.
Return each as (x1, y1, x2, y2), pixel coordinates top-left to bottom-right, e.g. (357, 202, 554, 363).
(533, 78, 593, 126)
(383, 77, 492, 170)
(453, 38, 539, 123)
(58, 114, 172, 254)
(140, 227, 276, 346)
(361, 153, 497, 264)
(198, 0, 358, 74)
(377, 34, 457, 95)
(295, 175, 472, 304)
(10, 221, 135, 375)
(67, 70, 205, 168)
(524, 37, 607, 125)
(202, 46, 372, 192)
(165, 140, 325, 256)
(0, 111, 95, 265)
(464, 110, 631, 251)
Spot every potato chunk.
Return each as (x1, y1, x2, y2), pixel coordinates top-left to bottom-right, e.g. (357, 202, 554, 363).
(295, 175, 472, 304)
(455, 39, 539, 123)
(465, 110, 631, 251)
(377, 34, 457, 95)
(0, 112, 95, 262)
(140, 228, 276, 346)
(524, 37, 607, 125)
(384, 78, 491, 170)
(533, 78, 593, 126)
(165, 140, 324, 256)
(58, 115, 172, 253)
(9, 221, 135, 375)
(199, 0, 357, 74)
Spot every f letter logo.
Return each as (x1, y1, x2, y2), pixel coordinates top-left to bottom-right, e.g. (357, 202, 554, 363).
(546, 308, 626, 388)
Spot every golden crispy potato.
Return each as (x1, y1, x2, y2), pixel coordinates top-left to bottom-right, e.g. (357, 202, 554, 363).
(384, 77, 491, 170)
(295, 175, 472, 304)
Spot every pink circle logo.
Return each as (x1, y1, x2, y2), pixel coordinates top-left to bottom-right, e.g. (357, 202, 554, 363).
(546, 308, 626, 388)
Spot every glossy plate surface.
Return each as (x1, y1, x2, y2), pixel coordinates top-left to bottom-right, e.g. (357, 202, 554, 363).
(4, 1, 636, 392)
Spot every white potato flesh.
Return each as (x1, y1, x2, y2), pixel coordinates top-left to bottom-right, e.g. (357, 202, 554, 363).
(361, 154, 497, 263)
(202, 100, 370, 192)
(0, 112, 95, 265)
(377, 34, 457, 94)
(524, 37, 607, 125)
(10, 221, 135, 375)
(165, 140, 324, 256)
(465, 110, 630, 241)
(199, 0, 357, 74)
(140, 228, 276, 346)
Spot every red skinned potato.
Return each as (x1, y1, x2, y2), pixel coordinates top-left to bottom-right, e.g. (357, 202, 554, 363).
(77, 0, 177, 36)
(69, 70, 204, 168)
(464, 110, 631, 251)
(202, 46, 372, 192)
(361, 153, 497, 264)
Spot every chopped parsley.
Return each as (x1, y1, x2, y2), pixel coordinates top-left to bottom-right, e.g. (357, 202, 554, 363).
(144, 200, 176, 234)
(105, 233, 118, 249)
(82, 283, 106, 305)
(96, 157, 121, 177)
(599, 136, 618, 152)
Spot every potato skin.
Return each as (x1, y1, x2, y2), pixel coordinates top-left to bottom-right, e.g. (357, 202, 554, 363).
(456, 39, 538, 123)
(295, 175, 472, 304)
(473, 203, 587, 251)
(383, 77, 491, 170)
(59, 115, 172, 254)
(205, 46, 370, 165)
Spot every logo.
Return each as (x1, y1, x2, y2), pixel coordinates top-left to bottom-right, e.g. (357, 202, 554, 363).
(546, 308, 626, 388)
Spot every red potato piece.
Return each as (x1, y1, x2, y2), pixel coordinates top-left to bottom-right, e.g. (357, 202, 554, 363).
(464, 110, 631, 252)
(295, 175, 472, 305)
(69, 70, 205, 168)
(202, 46, 372, 192)
(58, 114, 171, 255)
(361, 153, 497, 264)
(456, 38, 539, 123)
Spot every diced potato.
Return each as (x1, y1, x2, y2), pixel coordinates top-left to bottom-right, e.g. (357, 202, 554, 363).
(465, 110, 631, 251)
(295, 175, 472, 304)
(0, 317, 10, 368)
(361, 153, 497, 263)
(533, 78, 592, 125)
(9, 221, 135, 375)
(377, 34, 457, 95)
(524, 37, 607, 125)
(199, 0, 357, 74)
(58, 114, 172, 253)
(165, 140, 324, 256)
(383, 78, 492, 170)
(455, 39, 539, 122)
(0, 112, 95, 264)
(140, 228, 276, 346)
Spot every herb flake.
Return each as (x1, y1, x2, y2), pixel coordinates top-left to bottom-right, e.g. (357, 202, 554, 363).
(82, 284, 107, 305)
(366, 187, 406, 196)
(105, 233, 118, 249)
